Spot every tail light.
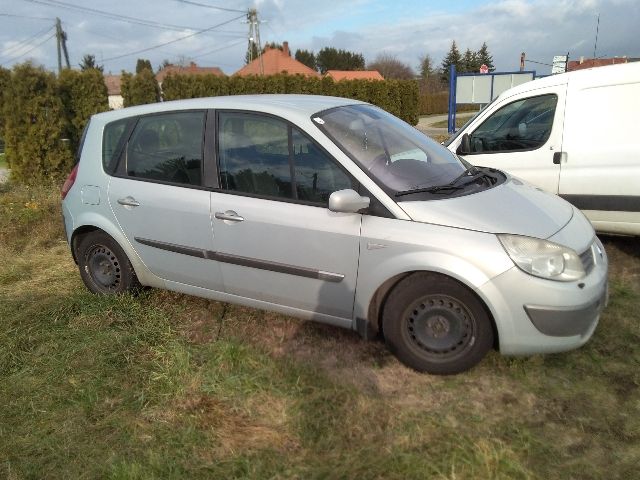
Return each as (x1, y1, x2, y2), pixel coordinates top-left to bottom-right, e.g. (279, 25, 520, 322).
(61, 163, 79, 200)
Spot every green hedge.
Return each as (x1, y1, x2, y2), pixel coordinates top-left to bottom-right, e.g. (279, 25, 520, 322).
(2, 63, 109, 184)
(161, 74, 419, 125)
(121, 70, 160, 107)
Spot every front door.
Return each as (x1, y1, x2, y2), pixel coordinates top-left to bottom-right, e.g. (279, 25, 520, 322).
(453, 89, 566, 193)
(107, 110, 224, 292)
(210, 111, 361, 320)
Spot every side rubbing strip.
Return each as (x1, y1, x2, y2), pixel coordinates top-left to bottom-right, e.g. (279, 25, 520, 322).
(560, 194, 640, 213)
(135, 237, 207, 259)
(134, 237, 344, 283)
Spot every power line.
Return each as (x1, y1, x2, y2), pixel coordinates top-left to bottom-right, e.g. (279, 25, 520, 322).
(20, 0, 204, 32)
(177, 0, 246, 14)
(1, 31, 56, 65)
(190, 38, 246, 59)
(0, 25, 55, 59)
(101, 14, 245, 63)
(0, 13, 54, 20)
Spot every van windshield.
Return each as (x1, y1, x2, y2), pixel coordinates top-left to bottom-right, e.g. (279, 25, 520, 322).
(313, 104, 468, 196)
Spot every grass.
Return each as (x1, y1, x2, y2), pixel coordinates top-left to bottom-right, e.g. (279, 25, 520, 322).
(1, 182, 639, 479)
(0, 153, 6, 169)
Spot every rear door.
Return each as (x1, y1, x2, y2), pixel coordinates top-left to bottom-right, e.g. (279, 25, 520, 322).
(210, 111, 361, 320)
(107, 110, 225, 291)
(451, 87, 566, 193)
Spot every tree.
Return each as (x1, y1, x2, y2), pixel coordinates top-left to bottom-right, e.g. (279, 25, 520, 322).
(121, 69, 160, 107)
(315, 47, 365, 74)
(58, 68, 109, 151)
(3, 62, 73, 183)
(135, 58, 153, 74)
(79, 54, 103, 73)
(419, 54, 435, 80)
(440, 40, 462, 82)
(476, 42, 495, 72)
(295, 49, 317, 71)
(158, 59, 171, 72)
(367, 53, 414, 79)
(461, 48, 480, 73)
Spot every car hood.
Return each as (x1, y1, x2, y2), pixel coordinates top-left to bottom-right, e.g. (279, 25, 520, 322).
(398, 176, 574, 239)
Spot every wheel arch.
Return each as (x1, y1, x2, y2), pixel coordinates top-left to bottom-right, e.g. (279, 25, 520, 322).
(367, 270, 499, 350)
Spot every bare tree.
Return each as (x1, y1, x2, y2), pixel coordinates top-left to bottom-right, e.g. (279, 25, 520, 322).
(367, 53, 414, 80)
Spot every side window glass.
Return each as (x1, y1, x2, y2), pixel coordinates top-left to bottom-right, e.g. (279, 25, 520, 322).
(292, 127, 352, 203)
(102, 118, 128, 173)
(125, 111, 205, 186)
(470, 94, 557, 153)
(218, 113, 293, 199)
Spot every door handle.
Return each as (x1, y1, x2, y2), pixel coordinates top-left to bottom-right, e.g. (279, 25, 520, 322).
(552, 152, 567, 165)
(215, 211, 244, 222)
(117, 196, 140, 207)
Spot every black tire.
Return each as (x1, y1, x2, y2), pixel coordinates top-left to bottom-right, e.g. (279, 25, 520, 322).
(77, 231, 141, 294)
(382, 273, 494, 375)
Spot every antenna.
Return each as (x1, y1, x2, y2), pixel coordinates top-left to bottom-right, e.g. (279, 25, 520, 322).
(593, 13, 600, 59)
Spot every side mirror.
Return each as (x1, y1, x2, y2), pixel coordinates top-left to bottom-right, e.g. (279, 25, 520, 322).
(456, 133, 471, 155)
(328, 189, 370, 213)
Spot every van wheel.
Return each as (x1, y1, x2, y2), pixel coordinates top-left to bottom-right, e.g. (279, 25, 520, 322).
(382, 273, 493, 375)
(77, 231, 140, 294)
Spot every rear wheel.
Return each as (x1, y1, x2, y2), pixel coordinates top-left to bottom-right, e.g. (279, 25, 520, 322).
(382, 273, 493, 374)
(77, 231, 140, 294)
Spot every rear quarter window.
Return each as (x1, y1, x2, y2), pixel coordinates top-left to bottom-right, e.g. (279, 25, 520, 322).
(102, 118, 130, 174)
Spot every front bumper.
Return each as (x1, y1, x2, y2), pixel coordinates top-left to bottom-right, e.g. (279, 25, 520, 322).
(475, 242, 608, 355)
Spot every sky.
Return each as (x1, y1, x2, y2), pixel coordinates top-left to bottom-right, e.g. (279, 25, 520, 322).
(1, 0, 638, 76)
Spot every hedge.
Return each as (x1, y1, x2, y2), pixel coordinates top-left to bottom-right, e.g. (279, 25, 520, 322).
(121, 69, 160, 107)
(161, 74, 420, 125)
(2, 63, 109, 184)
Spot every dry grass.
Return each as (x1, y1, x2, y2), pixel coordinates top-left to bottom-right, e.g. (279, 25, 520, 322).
(1, 182, 638, 479)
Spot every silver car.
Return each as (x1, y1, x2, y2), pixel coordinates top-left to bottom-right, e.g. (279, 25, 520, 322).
(61, 95, 608, 374)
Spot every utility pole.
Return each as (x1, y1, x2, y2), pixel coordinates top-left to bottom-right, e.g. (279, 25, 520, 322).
(246, 8, 263, 75)
(55, 17, 70, 73)
(593, 13, 600, 59)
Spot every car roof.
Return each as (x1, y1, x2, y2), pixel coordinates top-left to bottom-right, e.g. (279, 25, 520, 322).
(496, 61, 640, 101)
(92, 94, 367, 125)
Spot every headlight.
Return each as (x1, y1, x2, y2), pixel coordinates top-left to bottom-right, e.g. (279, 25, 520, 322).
(498, 234, 585, 282)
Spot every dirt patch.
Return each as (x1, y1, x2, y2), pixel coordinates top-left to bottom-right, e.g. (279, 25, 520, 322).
(601, 235, 640, 287)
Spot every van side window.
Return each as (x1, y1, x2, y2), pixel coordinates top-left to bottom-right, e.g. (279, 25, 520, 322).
(469, 94, 557, 153)
(125, 111, 205, 186)
(217, 112, 353, 204)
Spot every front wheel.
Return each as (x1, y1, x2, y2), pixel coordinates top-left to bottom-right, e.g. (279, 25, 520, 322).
(382, 273, 494, 375)
(77, 231, 140, 294)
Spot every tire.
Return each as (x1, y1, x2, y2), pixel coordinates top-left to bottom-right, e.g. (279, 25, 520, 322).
(382, 273, 494, 375)
(77, 231, 140, 294)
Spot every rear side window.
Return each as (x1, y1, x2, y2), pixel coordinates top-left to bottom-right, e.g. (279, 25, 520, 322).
(125, 111, 205, 186)
(102, 118, 129, 173)
(469, 94, 557, 153)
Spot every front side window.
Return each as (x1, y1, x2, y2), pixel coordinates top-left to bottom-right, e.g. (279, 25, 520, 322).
(468, 94, 557, 153)
(125, 111, 205, 186)
(217, 112, 352, 204)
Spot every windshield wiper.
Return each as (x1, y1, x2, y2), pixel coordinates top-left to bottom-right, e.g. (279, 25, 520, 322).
(394, 166, 483, 197)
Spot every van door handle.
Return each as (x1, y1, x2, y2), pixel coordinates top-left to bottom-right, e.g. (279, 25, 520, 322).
(117, 196, 140, 207)
(553, 152, 567, 164)
(215, 211, 244, 222)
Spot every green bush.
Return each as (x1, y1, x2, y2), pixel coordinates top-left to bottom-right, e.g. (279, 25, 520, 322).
(2, 63, 73, 184)
(58, 68, 109, 152)
(161, 73, 419, 125)
(121, 69, 160, 107)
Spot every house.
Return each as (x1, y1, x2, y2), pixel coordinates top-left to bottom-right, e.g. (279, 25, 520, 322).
(104, 75, 123, 110)
(234, 41, 320, 77)
(567, 56, 629, 71)
(156, 61, 225, 86)
(325, 70, 384, 81)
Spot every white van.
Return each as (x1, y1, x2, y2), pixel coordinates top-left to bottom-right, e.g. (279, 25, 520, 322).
(446, 62, 640, 235)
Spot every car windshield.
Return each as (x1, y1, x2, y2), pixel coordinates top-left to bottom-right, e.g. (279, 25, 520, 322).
(313, 104, 466, 195)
